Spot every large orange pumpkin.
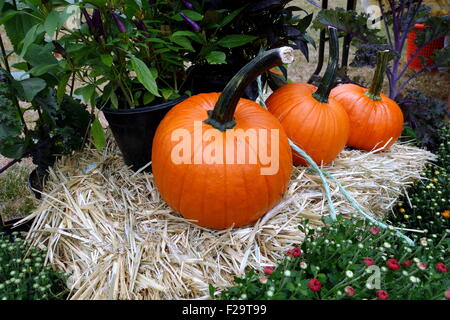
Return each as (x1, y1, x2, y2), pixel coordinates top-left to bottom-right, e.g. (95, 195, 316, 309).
(152, 48, 294, 229)
(330, 50, 404, 151)
(266, 27, 350, 166)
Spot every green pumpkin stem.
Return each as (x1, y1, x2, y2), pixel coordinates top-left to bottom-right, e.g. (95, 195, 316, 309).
(205, 47, 294, 131)
(366, 50, 391, 101)
(312, 27, 339, 103)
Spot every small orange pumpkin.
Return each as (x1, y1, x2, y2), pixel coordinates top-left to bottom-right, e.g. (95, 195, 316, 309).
(330, 50, 404, 151)
(266, 27, 350, 166)
(152, 48, 294, 229)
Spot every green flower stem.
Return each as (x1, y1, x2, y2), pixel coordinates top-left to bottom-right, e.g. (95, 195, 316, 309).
(322, 272, 367, 299)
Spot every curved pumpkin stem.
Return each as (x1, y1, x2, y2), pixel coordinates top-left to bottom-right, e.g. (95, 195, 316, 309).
(366, 50, 391, 101)
(312, 27, 339, 103)
(205, 46, 294, 131)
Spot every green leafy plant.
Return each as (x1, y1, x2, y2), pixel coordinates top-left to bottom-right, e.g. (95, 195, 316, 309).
(398, 90, 449, 152)
(35, 0, 314, 108)
(185, 0, 314, 99)
(391, 125, 450, 235)
(0, 232, 69, 300)
(0, 0, 92, 172)
(39, 0, 257, 110)
(0, 68, 90, 175)
(313, 0, 450, 100)
(214, 215, 450, 300)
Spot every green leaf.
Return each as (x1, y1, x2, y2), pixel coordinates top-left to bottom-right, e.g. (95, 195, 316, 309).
(11, 62, 29, 71)
(205, 51, 226, 64)
(312, 8, 383, 44)
(19, 24, 44, 59)
(286, 282, 296, 292)
(74, 84, 96, 105)
(90, 116, 106, 150)
(29, 63, 59, 77)
(3, 10, 40, 52)
(110, 91, 118, 109)
(170, 36, 194, 51)
(18, 78, 46, 101)
(297, 13, 314, 31)
(57, 73, 71, 104)
(24, 44, 59, 67)
(218, 35, 257, 48)
(130, 56, 160, 97)
(171, 30, 203, 43)
(0, 136, 26, 159)
(0, 9, 17, 25)
(161, 88, 174, 101)
(219, 7, 245, 28)
(171, 10, 203, 22)
(143, 92, 155, 105)
(100, 54, 113, 67)
(44, 10, 60, 38)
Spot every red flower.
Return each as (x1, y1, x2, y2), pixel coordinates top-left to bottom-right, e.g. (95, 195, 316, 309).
(386, 258, 401, 271)
(286, 248, 302, 258)
(363, 257, 375, 266)
(344, 286, 355, 296)
(308, 279, 322, 292)
(402, 260, 412, 267)
(263, 266, 275, 275)
(445, 290, 450, 300)
(369, 227, 380, 235)
(376, 290, 389, 300)
(435, 262, 448, 273)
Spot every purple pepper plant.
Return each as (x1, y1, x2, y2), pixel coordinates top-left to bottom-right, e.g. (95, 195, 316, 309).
(1, 0, 314, 149)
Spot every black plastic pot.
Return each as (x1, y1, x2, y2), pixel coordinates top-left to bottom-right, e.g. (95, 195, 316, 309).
(102, 95, 188, 172)
(184, 64, 259, 101)
(0, 217, 34, 235)
(27, 168, 47, 200)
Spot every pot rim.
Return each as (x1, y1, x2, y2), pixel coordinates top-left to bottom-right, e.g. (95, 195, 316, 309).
(102, 95, 188, 115)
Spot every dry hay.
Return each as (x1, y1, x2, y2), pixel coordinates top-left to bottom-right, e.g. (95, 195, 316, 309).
(18, 136, 435, 300)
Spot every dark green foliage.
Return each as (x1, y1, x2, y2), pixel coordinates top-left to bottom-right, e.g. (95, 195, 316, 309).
(0, 67, 91, 171)
(312, 8, 383, 44)
(215, 215, 450, 300)
(205, 0, 315, 61)
(0, 233, 69, 300)
(391, 125, 450, 235)
(350, 43, 392, 68)
(0, 71, 27, 159)
(398, 90, 450, 152)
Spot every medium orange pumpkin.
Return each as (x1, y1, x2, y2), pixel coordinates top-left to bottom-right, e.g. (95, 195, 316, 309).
(152, 47, 294, 229)
(266, 27, 350, 166)
(330, 50, 404, 151)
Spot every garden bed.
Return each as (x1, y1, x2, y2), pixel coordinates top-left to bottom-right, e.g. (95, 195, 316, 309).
(16, 136, 435, 299)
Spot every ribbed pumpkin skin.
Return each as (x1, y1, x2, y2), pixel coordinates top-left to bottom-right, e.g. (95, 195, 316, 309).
(152, 93, 293, 229)
(266, 82, 350, 166)
(330, 84, 404, 151)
